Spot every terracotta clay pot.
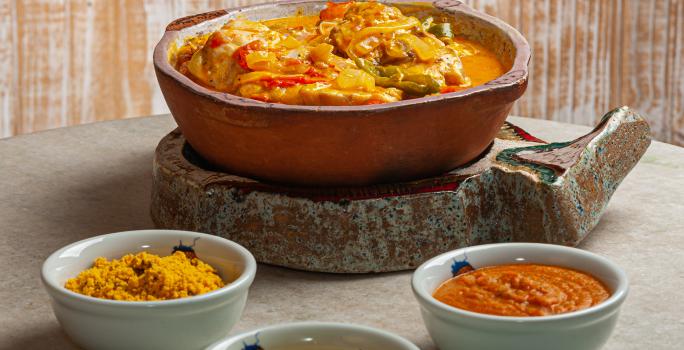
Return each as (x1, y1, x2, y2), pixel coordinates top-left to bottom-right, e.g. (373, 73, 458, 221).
(154, 0, 530, 187)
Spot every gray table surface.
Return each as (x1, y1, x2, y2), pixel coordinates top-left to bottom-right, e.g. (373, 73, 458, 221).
(1, 115, 682, 349)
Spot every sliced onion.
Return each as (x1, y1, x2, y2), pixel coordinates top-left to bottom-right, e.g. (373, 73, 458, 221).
(336, 68, 375, 91)
(310, 43, 334, 63)
(245, 51, 278, 71)
(397, 34, 438, 62)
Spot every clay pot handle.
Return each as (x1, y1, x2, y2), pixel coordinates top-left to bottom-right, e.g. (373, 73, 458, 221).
(166, 9, 228, 31)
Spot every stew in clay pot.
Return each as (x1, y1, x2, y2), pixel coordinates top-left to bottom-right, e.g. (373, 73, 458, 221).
(172, 1, 505, 105)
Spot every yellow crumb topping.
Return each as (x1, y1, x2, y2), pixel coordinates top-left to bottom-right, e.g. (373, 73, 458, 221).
(64, 251, 225, 301)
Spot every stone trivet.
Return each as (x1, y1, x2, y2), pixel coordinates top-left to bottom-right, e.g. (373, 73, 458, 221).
(151, 106, 650, 273)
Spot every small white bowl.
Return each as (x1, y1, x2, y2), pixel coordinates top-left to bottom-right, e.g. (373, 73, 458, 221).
(412, 243, 628, 350)
(41, 229, 257, 350)
(206, 322, 420, 350)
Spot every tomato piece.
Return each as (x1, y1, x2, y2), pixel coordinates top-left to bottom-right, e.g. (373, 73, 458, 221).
(283, 58, 303, 66)
(208, 34, 225, 48)
(232, 41, 263, 70)
(305, 67, 326, 78)
(440, 86, 464, 94)
(320, 1, 352, 20)
(261, 76, 319, 88)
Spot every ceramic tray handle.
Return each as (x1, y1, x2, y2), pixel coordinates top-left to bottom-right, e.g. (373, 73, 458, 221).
(462, 106, 652, 245)
(496, 106, 651, 183)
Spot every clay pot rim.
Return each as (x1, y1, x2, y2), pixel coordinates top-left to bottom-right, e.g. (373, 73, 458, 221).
(153, 0, 531, 113)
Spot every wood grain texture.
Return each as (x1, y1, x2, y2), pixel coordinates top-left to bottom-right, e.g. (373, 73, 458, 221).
(1, 0, 683, 146)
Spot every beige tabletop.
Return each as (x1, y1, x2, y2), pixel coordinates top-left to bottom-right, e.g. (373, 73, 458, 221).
(1, 115, 682, 349)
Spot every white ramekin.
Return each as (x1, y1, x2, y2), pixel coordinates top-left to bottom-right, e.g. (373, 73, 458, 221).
(41, 229, 257, 350)
(412, 243, 629, 350)
(207, 321, 420, 350)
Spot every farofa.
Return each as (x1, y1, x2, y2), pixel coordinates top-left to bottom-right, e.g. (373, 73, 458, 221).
(65, 251, 225, 301)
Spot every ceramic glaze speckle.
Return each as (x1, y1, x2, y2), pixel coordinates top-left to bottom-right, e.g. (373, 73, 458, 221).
(241, 333, 262, 350)
(450, 255, 474, 277)
(150, 107, 650, 273)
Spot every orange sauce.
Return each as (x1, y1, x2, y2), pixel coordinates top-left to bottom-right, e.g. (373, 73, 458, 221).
(458, 40, 506, 88)
(438, 36, 505, 94)
(432, 264, 610, 317)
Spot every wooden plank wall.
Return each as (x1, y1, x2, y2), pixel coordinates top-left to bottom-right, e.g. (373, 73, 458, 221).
(468, 0, 684, 145)
(1, 0, 683, 145)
